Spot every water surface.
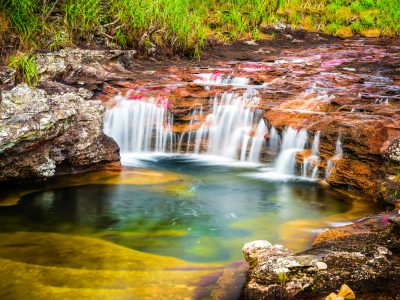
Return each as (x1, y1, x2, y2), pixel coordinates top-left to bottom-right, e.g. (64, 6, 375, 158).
(0, 155, 380, 299)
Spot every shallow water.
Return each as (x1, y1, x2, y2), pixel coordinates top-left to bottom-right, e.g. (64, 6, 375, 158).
(0, 155, 380, 299)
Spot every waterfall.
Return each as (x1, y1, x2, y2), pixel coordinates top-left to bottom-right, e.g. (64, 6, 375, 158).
(191, 91, 263, 161)
(325, 136, 343, 178)
(335, 136, 343, 156)
(312, 131, 320, 156)
(248, 120, 268, 162)
(103, 89, 335, 181)
(274, 127, 308, 175)
(194, 73, 250, 86)
(302, 131, 321, 179)
(268, 127, 280, 154)
(104, 96, 174, 153)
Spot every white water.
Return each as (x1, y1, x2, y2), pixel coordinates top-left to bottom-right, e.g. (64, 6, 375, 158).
(194, 73, 250, 86)
(103, 86, 341, 182)
(104, 95, 174, 153)
(325, 136, 343, 178)
(189, 91, 265, 161)
(275, 127, 308, 175)
(268, 127, 280, 154)
(104, 94, 326, 180)
(104, 90, 267, 163)
(302, 131, 320, 179)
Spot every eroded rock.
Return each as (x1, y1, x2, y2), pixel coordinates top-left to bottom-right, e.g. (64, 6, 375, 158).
(243, 213, 400, 299)
(0, 84, 120, 182)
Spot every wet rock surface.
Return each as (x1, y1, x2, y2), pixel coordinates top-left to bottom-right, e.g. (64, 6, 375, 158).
(243, 212, 400, 299)
(0, 84, 120, 183)
(97, 35, 400, 199)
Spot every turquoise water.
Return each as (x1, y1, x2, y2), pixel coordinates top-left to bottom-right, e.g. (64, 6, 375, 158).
(0, 155, 373, 263)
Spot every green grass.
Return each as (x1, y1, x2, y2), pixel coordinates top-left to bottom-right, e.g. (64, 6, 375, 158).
(281, 0, 400, 36)
(0, 0, 284, 58)
(7, 51, 39, 86)
(0, 0, 399, 64)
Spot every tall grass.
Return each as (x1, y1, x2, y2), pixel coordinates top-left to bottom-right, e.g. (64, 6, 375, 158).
(0, 0, 293, 57)
(280, 0, 400, 36)
(0, 0, 399, 59)
(8, 51, 39, 86)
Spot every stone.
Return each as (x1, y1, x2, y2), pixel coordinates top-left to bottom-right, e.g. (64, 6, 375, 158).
(243, 212, 400, 299)
(36, 48, 137, 85)
(376, 246, 389, 256)
(388, 139, 400, 162)
(0, 84, 120, 183)
(0, 67, 16, 86)
(316, 261, 328, 270)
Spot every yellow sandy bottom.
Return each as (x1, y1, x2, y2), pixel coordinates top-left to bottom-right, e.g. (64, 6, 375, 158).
(0, 232, 223, 300)
(0, 168, 188, 207)
(279, 197, 377, 251)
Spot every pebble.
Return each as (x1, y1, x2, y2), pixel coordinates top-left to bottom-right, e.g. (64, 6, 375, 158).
(377, 246, 389, 255)
(316, 261, 328, 270)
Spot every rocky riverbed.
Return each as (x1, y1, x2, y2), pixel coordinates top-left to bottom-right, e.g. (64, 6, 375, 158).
(0, 29, 399, 299)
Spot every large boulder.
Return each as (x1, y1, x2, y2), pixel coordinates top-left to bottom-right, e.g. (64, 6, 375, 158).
(243, 213, 400, 299)
(0, 84, 120, 182)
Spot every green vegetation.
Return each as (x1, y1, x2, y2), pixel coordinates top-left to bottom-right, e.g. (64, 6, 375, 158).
(281, 0, 400, 37)
(0, 0, 399, 60)
(7, 51, 38, 86)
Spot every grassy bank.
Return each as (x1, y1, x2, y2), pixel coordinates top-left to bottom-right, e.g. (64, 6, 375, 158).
(0, 0, 399, 76)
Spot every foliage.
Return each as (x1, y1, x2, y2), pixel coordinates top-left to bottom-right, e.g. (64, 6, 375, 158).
(276, 270, 288, 285)
(280, 0, 400, 37)
(0, 0, 399, 67)
(7, 52, 39, 86)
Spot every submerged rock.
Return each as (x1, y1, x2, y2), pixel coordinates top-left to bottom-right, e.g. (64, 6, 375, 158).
(243, 212, 400, 299)
(0, 83, 120, 183)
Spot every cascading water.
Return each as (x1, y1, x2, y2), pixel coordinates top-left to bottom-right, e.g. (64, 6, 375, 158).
(104, 94, 174, 153)
(247, 120, 268, 162)
(191, 91, 265, 161)
(104, 90, 326, 179)
(326, 136, 343, 178)
(303, 131, 321, 179)
(102, 72, 338, 181)
(104, 88, 267, 163)
(268, 127, 280, 154)
(194, 73, 250, 86)
(274, 127, 308, 175)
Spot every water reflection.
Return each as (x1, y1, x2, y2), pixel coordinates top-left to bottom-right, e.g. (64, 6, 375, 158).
(0, 155, 372, 263)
